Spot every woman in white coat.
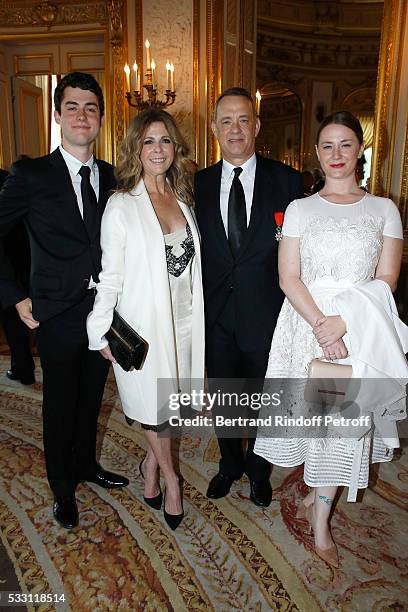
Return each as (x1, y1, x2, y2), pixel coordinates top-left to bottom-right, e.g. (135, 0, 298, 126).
(87, 109, 205, 530)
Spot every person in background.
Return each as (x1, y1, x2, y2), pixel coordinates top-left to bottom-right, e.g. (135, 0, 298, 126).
(0, 168, 35, 385)
(301, 170, 314, 197)
(311, 167, 325, 193)
(0, 72, 128, 530)
(356, 153, 367, 190)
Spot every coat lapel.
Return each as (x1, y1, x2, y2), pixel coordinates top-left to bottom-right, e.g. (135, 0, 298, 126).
(131, 180, 176, 372)
(179, 201, 201, 260)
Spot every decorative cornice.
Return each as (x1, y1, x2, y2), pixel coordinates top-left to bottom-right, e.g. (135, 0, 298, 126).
(0, 1, 108, 28)
(258, 0, 383, 37)
(257, 31, 379, 73)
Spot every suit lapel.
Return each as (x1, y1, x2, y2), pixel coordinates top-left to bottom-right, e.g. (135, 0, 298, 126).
(208, 161, 233, 262)
(96, 158, 111, 207)
(49, 149, 88, 236)
(236, 155, 268, 260)
(94, 159, 112, 239)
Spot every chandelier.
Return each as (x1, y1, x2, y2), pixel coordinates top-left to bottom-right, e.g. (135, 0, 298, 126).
(124, 40, 176, 110)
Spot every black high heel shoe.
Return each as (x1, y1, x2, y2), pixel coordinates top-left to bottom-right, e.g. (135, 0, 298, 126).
(139, 460, 162, 510)
(163, 487, 184, 531)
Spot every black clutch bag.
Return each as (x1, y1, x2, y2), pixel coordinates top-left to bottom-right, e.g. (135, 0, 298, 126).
(105, 310, 149, 372)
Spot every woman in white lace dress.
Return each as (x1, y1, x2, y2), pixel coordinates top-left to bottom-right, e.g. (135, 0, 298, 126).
(254, 111, 404, 567)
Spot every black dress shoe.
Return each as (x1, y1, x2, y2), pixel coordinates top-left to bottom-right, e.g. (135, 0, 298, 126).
(53, 496, 79, 529)
(80, 467, 129, 489)
(206, 473, 236, 499)
(249, 479, 272, 507)
(6, 369, 35, 385)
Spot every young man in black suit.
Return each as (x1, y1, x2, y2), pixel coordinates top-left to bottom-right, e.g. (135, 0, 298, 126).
(194, 87, 303, 506)
(0, 72, 128, 529)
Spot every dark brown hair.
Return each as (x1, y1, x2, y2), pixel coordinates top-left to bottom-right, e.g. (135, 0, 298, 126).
(316, 111, 363, 145)
(54, 72, 104, 117)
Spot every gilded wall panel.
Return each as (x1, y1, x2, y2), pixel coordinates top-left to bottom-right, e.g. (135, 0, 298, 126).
(13, 53, 54, 75)
(142, 0, 194, 152)
(226, 0, 238, 34)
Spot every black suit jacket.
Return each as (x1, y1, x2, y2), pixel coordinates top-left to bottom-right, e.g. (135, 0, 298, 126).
(0, 149, 115, 321)
(194, 154, 303, 353)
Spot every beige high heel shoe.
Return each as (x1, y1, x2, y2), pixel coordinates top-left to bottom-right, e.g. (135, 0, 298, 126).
(305, 505, 339, 569)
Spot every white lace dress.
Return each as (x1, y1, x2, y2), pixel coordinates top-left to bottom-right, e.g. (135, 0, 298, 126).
(254, 192, 403, 494)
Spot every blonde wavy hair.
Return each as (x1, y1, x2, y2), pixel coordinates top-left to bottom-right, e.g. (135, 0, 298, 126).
(115, 109, 194, 205)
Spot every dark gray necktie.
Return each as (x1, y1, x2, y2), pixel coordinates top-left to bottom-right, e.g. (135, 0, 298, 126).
(79, 165, 97, 236)
(228, 166, 246, 257)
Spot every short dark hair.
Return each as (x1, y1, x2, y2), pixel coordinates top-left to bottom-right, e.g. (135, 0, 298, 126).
(54, 72, 104, 117)
(316, 110, 363, 145)
(213, 87, 255, 120)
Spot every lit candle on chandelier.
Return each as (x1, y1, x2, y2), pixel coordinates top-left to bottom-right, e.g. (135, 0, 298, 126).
(170, 62, 175, 91)
(151, 59, 156, 89)
(145, 39, 151, 69)
(124, 63, 130, 91)
(166, 61, 171, 90)
(255, 90, 261, 115)
(132, 61, 138, 91)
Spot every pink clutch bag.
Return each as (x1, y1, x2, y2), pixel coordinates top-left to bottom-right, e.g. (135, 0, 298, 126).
(305, 358, 352, 406)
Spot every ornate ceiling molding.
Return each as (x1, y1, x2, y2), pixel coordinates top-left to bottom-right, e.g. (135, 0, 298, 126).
(257, 31, 379, 73)
(0, 1, 108, 28)
(258, 0, 383, 36)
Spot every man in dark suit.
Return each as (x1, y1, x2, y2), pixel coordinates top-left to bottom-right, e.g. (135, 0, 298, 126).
(0, 72, 128, 529)
(194, 87, 302, 506)
(0, 168, 35, 385)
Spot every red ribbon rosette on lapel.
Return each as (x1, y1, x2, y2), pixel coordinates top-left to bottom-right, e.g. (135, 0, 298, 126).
(274, 211, 284, 241)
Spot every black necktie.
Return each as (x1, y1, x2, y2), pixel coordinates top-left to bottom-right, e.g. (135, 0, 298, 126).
(79, 165, 97, 236)
(228, 166, 246, 257)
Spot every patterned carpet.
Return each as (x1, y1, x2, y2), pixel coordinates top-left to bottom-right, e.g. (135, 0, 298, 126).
(0, 350, 407, 611)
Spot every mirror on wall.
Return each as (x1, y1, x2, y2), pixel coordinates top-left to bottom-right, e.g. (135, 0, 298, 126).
(256, 83, 301, 169)
(256, 0, 384, 179)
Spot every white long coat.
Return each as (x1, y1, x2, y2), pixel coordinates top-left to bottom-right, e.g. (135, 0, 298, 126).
(87, 179, 205, 424)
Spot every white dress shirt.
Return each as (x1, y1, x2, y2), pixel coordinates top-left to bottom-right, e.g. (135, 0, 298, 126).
(220, 153, 256, 235)
(58, 145, 99, 217)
